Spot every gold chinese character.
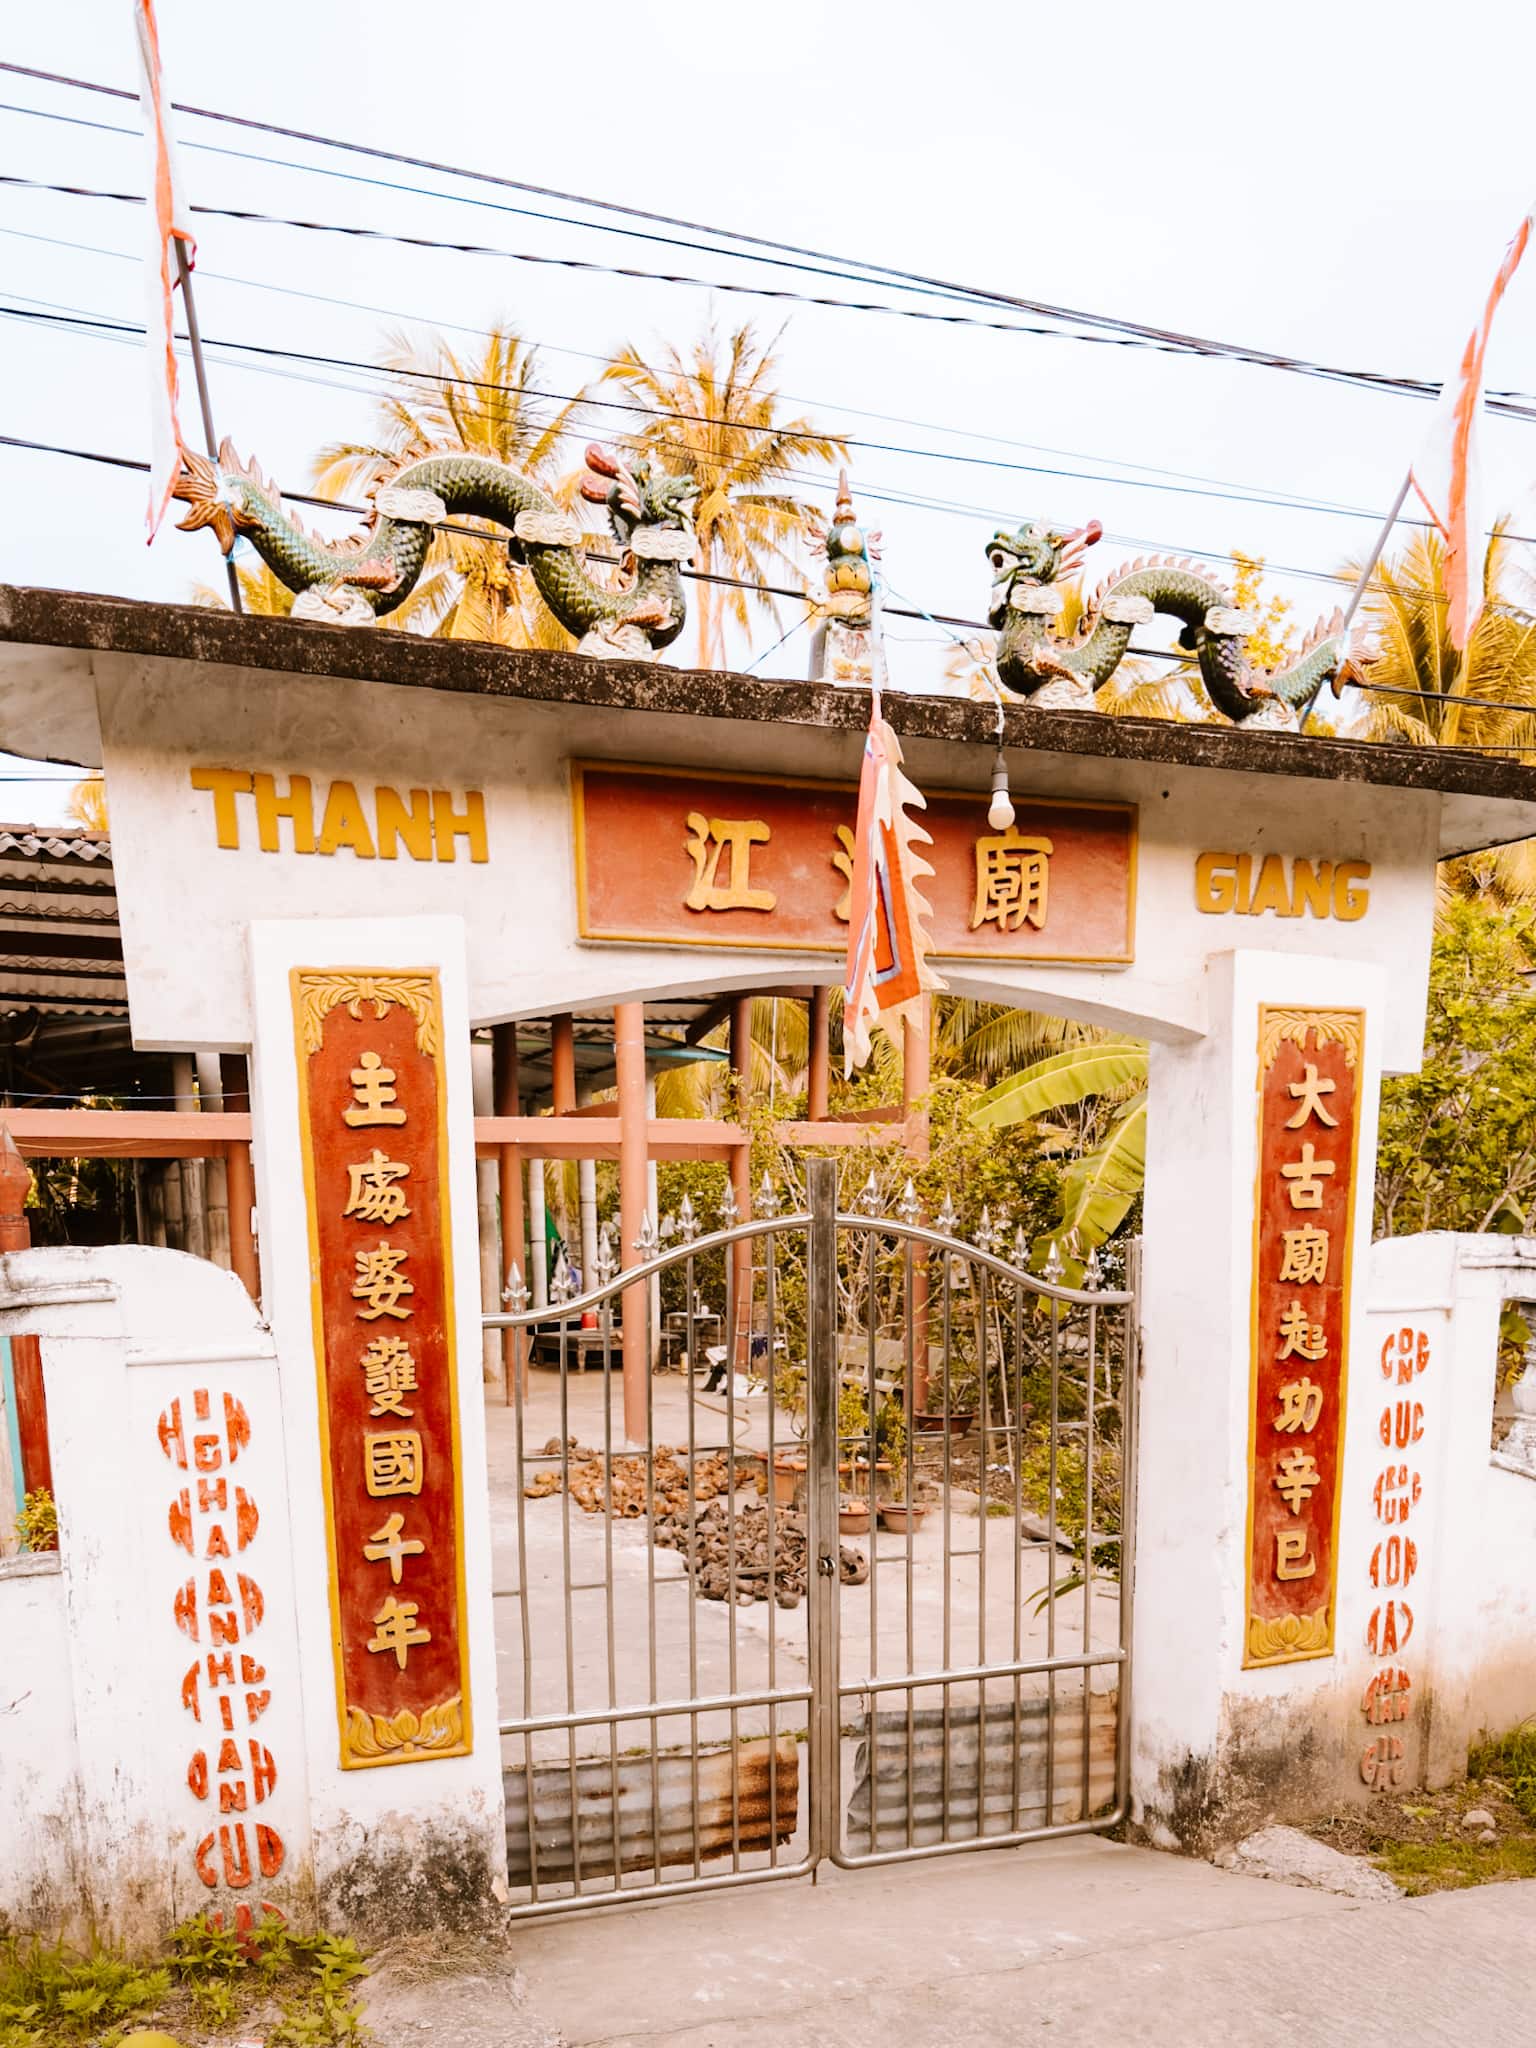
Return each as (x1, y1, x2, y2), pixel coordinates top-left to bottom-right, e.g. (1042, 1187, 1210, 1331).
(366, 1594, 431, 1670)
(364, 1430, 424, 1498)
(1285, 1062, 1339, 1130)
(1275, 1529, 1317, 1580)
(1279, 1225, 1330, 1285)
(363, 1510, 426, 1585)
(1274, 1376, 1324, 1434)
(1277, 1299, 1327, 1363)
(969, 828, 1054, 934)
(1274, 1448, 1321, 1514)
(352, 1240, 414, 1321)
(683, 812, 775, 913)
(1280, 1142, 1335, 1211)
(343, 1148, 412, 1225)
(360, 1333, 418, 1417)
(832, 824, 855, 923)
(344, 1049, 407, 1128)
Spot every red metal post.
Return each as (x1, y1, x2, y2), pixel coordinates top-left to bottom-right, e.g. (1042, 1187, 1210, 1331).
(903, 1000, 933, 1413)
(0, 1125, 50, 1499)
(551, 1013, 577, 1117)
(807, 986, 831, 1121)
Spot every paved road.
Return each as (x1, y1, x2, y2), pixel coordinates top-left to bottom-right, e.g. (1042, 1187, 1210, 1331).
(505, 1835, 1536, 2047)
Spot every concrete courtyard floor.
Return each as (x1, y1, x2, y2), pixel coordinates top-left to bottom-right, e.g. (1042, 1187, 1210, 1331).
(362, 1836, 1536, 2047)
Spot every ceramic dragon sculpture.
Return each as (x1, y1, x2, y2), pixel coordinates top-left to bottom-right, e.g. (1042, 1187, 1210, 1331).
(171, 440, 698, 659)
(986, 519, 1344, 727)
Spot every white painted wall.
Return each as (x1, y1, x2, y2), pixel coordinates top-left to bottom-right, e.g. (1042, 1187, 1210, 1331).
(1365, 1234, 1536, 1784)
(93, 656, 1442, 1073)
(0, 1553, 85, 1936)
(0, 1244, 309, 1945)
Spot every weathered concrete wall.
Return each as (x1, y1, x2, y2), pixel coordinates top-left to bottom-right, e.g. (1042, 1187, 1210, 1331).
(1365, 1235, 1536, 1786)
(0, 1552, 88, 1937)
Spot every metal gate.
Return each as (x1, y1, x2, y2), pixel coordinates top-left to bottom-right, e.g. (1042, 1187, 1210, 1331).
(488, 1156, 1137, 1917)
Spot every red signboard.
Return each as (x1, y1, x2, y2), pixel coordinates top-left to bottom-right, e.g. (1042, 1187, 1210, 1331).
(292, 969, 471, 1767)
(572, 761, 1136, 963)
(1244, 1008, 1364, 1667)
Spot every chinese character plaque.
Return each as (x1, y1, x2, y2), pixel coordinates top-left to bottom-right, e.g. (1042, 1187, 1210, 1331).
(292, 969, 472, 1766)
(1244, 1007, 1364, 1668)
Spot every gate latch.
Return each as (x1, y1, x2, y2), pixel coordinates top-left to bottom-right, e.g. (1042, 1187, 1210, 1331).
(818, 1551, 837, 1578)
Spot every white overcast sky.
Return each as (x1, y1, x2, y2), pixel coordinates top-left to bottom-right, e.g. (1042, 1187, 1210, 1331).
(3, 0, 1536, 820)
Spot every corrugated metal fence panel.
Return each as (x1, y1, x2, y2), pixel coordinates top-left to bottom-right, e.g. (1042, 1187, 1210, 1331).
(506, 1735, 799, 1887)
(845, 1693, 1118, 1852)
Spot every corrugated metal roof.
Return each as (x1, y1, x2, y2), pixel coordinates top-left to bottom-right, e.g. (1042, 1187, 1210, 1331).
(0, 827, 112, 865)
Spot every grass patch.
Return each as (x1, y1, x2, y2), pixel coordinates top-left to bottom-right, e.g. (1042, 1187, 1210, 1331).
(0, 1913, 368, 2046)
(1378, 1836, 1536, 1891)
(1469, 1718, 1536, 1823)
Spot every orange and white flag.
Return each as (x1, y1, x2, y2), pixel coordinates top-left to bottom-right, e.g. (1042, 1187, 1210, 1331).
(842, 687, 945, 1077)
(1408, 211, 1533, 648)
(133, 0, 196, 541)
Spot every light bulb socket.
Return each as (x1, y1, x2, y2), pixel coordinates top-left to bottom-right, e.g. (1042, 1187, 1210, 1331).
(987, 748, 1015, 831)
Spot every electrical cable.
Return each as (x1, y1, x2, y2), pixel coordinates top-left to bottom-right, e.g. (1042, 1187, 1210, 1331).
(9, 162, 1536, 426)
(8, 58, 1536, 418)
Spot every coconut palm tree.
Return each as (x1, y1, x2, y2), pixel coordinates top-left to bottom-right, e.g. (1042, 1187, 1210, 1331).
(597, 320, 847, 670)
(313, 324, 581, 648)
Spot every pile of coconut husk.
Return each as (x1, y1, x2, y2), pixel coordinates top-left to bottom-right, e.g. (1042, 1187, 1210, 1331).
(653, 1497, 869, 1609)
(523, 1438, 764, 1519)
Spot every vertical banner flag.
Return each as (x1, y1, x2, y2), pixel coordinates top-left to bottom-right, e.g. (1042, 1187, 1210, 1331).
(842, 688, 945, 1076)
(1408, 211, 1533, 648)
(134, 0, 196, 540)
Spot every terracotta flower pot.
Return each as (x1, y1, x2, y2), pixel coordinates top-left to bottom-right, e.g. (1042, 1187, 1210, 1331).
(838, 1500, 871, 1535)
(878, 1502, 930, 1533)
(912, 1411, 977, 1438)
(771, 1457, 806, 1506)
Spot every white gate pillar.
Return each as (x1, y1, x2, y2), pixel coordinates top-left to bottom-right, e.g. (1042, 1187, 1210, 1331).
(1131, 949, 1386, 1849)
(245, 914, 505, 1933)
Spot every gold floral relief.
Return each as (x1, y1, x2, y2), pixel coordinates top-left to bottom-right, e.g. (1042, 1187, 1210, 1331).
(1257, 1008, 1363, 1073)
(1246, 1609, 1332, 1664)
(295, 972, 441, 1057)
(343, 1693, 466, 1764)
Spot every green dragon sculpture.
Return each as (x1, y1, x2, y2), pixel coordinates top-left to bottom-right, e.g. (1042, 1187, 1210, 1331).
(986, 519, 1344, 727)
(172, 439, 698, 659)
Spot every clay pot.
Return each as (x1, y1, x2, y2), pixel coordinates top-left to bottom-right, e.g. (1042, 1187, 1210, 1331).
(838, 1500, 871, 1535)
(912, 1411, 977, 1438)
(771, 1457, 806, 1506)
(878, 1502, 930, 1533)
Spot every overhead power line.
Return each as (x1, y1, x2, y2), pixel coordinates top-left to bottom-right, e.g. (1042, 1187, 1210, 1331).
(4, 62, 1536, 419)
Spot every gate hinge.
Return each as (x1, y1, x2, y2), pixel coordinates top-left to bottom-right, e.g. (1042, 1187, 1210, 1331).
(817, 1551, 837, 1578)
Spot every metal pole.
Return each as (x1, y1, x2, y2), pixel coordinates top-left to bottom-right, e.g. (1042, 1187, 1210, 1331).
(615, 1001, 649, 1444)
(1298, 470, 1411, 730)
(806, 1157, 841, 1869)
(172, 235, 242, 614)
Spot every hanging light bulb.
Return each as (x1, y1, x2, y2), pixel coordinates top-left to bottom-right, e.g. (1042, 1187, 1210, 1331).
(987, 747, 1015, 831)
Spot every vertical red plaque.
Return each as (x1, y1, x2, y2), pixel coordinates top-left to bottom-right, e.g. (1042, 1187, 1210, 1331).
(1245, 1007, 1364, 1667)
(292, 970, 472, 1766)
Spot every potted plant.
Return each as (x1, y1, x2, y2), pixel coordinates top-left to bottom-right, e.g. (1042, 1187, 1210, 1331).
(838, 1497, 871, 1535)
(878, 1498, 930, 1533)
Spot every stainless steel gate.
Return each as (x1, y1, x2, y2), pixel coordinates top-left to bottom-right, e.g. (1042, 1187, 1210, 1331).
(488, 1156, 1137, 1917)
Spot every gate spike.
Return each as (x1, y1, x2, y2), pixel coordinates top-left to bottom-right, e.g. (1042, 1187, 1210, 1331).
(503, 1261, 530, 1313)
(856, 1169, 883, 1217)
(634, 1212, 659, 1258)
(718, 1180, 740, 1227)
(594, 1223, 618, 1287)
(1011, 1224, 1030, 1271)
(896, 1177, 921, 1224)
(678, 1193, 699, 1243)
(549, 1246, 574, 1304)
(935, 1190, 959, 1236)
(757, 1171, 782, 1218)
(1042, 1240, 1065, 1286)
(974, 1204, 998, 1255)
(1084, 1245, 1104, 1291)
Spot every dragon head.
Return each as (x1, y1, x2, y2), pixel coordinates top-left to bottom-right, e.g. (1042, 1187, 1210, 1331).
(171, 440, 280, 555)
(579, 444, 697, 550)
(985, 518, 1102, 626)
